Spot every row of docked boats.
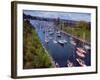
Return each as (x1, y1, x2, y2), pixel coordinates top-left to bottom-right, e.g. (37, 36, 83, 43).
(75, 47, 87, 66)
(69, 36, 91, 50)
(55, 56, 86, 67)
(67, 47, 88, 67)
(67, 58, 86, 67)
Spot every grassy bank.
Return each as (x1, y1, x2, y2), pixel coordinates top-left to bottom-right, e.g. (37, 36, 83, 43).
(57, 21, 91, 43)
(62, 27, 90, 42)
(23, 20, 53, 69)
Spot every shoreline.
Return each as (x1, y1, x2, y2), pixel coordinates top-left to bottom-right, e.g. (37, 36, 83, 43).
(36, 29, 56, 68)
(42, 44, 56, 68)
(60, 30, 91, 45)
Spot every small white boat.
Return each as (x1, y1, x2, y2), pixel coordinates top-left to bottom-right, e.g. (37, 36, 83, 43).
(45, 39, 49, 43)
(63, 39, 67, 43)
(49, 31, 54, 35)
(53, 40, 57, 43)
(84, 45, 91, 50)
(58, 40, 65, 44)
(56, 31, 60, 34)
(76, 58, 86, 67)
(77, 47, 86, 54)
(70, 40, 76, 45)
(76, 51, 85, 58)
(57, 34, 61, 37)
(56, 31, 61, 37)
(58, 39, 67, 44)
(45, 36, 49, 43)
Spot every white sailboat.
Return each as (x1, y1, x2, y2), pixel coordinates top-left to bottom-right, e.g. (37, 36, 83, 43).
(45, 28, 49, 43)
(53, 31, 57, 43)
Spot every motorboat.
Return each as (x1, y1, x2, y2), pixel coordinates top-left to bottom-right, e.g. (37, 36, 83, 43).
(45, 35, 49, 43)
(84, 45, 91, 50)
(70, 40, 76, 45)
(56, 31, 60, 34)
(58, 39, 67, 44)
(76, 58, 86, 67)
(53, 40, 58, 43)
(56, 31, 61, 37)
(76, 51, 85, 58)
(57, 33, 61, 37)
(76, 47, 86, 54)
(63, 39, 67, 43)
(45, 38, 49, 43)
(49, 31, 54, 35)
(58, 40, 65, 45)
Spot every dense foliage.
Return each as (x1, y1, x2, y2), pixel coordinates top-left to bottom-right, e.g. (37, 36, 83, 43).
(23, 20, 53, 69)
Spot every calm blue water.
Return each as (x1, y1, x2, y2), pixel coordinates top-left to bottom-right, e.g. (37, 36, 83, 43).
(30, 20, 91, 67)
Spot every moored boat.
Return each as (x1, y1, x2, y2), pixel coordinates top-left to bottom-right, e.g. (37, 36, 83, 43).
(76, 58, 86, 67)
(84, 45, 91, 50)
(76, 47, 86, 54)
(53, 40, 58, 43)
(58, 40, 65, 45)
(70, 40, 76, 45)
(49, 31, 54, 35)
(57, 33, 61, 37)
(76, 51, 85, 58)
(63, 39, 67, 43)
(45, 38, 49, 43)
